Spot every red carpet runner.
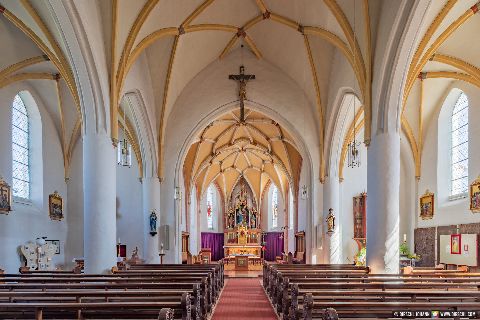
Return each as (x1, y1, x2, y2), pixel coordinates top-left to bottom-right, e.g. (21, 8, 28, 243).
(212, 278, 278, 319)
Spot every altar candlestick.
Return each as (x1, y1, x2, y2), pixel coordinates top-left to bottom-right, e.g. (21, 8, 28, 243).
(403, 234, 406, 242)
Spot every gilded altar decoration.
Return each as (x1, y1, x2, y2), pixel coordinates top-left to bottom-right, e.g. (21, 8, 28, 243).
(353, 193, 367, 251)
(470, 176, 480, 213)
(223, 178, 262, 261)
(326, 208, 335, 235)
(48, 191, 63, 221)
(419, 190, 434, 220)
(0, 177, 12, 214)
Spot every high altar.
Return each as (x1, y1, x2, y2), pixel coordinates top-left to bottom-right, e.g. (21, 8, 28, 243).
(223, 179, 262, 270)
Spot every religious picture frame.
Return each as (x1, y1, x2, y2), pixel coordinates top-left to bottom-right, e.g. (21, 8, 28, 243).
(469, 176, 480, 213)
(0, 177, 12, 214)
(451, 234, 461, 255)
(45, 240, 60, 254)
(419, 190, 434, 220)
(49, 191, 64, 221)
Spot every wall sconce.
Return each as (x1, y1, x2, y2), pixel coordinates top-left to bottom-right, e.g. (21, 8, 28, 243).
(174, 187, 182, 201)
(301, 185, 308, 199)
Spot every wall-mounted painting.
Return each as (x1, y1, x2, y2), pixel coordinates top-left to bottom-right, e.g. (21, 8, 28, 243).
(0, 177, 12, 214)
(419, 190, 434, 220)
(470, 176, 480, 213)
(451, 234, 461, 255)
(45, 240, 60, 254)
(49, 191, 63, 221)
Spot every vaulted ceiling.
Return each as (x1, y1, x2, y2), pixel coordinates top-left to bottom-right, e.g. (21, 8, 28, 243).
(183, 108, 302, 204)
(402, 0, 480, 179)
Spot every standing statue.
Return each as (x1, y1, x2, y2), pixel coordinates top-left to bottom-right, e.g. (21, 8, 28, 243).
(326, 208, 335, 234)
(149, 210, 158, 236)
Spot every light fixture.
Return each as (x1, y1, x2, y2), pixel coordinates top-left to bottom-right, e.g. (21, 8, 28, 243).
(118, 138, 132, 167)
(347, 0, 361, 169)
(117, 102, 132, 167)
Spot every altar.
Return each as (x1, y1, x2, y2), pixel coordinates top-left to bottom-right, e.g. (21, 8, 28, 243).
(222, 179, 263, 271)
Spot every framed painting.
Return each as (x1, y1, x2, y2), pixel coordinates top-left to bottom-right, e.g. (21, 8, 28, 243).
(419, 190, 434, 220)
(45, 240, 60, 254)
(451, 234, 461, 254)
(49, 191, 63, 221)
(0, 177, 12, 214)
(470, 176, 480, 213)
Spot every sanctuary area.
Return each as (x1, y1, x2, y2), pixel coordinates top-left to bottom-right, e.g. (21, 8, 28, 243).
(1, 0, 480, 319)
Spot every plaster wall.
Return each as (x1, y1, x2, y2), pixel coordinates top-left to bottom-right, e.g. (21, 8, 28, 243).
(339, 137, 368, 264)
(418, 81, 480, 228)
(0, 84, 68, 273)
(116, 130, 144, 258)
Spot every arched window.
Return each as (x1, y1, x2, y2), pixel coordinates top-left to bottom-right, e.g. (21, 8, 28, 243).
(451, 92, 469, 197)
(12, 94, 30, 199)
(207, 185, 214, 229)
(272, 186, 278, 228)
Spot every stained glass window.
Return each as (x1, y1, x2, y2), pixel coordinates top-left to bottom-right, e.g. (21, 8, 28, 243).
(207, 185, 214, 229)
(451, 92, 469, 196)
(12, 94, 30, 199)
(272, 186, 278, 228)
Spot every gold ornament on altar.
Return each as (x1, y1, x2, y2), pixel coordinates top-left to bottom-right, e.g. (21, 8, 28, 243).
(326, 208, 335, 235)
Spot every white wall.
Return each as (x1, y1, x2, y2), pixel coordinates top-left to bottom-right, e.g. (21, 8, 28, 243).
(418, 81, 480, 228)
(339, 136, 368, 264)
(0, 84, 68, 273)
(115, 129, 144, 258)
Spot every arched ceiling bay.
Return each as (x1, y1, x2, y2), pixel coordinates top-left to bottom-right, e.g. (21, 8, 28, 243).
(113, 0, 375, 181)
(402, 0, 480, 178)
(183, 108, 302, 204)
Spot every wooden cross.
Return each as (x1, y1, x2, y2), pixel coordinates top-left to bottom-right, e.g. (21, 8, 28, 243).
(229, 65, 255, 122)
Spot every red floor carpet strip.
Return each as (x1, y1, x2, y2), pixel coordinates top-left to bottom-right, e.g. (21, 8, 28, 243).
(211, 278, 278, 319)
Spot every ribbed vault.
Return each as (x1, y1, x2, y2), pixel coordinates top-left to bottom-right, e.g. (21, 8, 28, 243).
(183, 108, 302, 203)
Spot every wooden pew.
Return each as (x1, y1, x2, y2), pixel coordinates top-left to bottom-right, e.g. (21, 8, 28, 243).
(0, 301, 180, 320)
(0, 282, 204, 320)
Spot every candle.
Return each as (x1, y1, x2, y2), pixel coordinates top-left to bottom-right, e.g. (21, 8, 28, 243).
(403, 234, 407, 242)
(118, 238, 121, 244)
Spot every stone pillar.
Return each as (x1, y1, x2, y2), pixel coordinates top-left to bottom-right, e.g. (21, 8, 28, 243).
(83, 133, 117, 273)
(143, 177, 160, 263)
(366, 131, 400, 273)
(323, 175, 341, 264)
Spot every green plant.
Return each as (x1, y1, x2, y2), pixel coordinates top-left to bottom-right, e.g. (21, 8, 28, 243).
(354, 247, 366, 266)
(399, 242, 410, 256)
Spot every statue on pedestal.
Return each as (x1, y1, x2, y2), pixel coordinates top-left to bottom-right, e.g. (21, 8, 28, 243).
(326, 208, 335, 235)
(149, 210, 158, 236)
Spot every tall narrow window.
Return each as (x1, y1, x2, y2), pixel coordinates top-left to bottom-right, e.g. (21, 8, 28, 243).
(207, 185, 214, 229)
(12, 94, 30, 199)
(272, 186, 278, 228)
(451, 92, 469, 197)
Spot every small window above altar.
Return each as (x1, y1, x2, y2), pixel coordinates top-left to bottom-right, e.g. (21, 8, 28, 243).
(272, 186, 278, 228)
(207, 185, 214, 230)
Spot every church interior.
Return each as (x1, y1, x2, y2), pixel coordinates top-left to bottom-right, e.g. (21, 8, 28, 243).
(1, 0, 480, 319)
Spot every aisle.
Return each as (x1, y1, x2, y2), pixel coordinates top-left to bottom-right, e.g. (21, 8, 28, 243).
(211, 278, 278, 320)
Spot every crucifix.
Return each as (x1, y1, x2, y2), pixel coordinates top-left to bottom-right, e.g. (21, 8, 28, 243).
(229, 65, 255, 122)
